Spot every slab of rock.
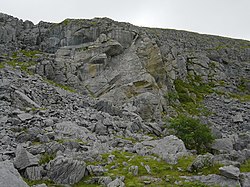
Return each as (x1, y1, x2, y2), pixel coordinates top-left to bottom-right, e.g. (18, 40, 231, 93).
(182, 174, 241, 187)
(98, 176, 113, 186)
(55, 121, 90, 140)
(107, 178, 125, 187)
(14, 145, 39, 170)
(48, 156, 86, 184)
(136, 135, 187, 164)
(17, 113, 33, 121)
(15, 90, 40, 108)
(212, 138, 234, 153)
(24, 166, 42, 180)
(233, 113, 244, 123)
(87, 165, 105, 176)
(188, 153, 214, 172)
(240, 172, 250, 187)
(0, 161, 29, 187)
(219, 165, 240, 180)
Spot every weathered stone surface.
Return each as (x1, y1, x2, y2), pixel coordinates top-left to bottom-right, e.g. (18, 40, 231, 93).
(55, 121, 90, 140)
(182, 174, 241, 187)
(14, 145, 39, 170)
(233, 113, 244, 123)
(0, 161, 29, 187)
(17, 113, 33, 121)
(240, 172, 250, 187)
(14, 90, 41, 108)
(135, 135, 187, 164)
(219, 165, 240, 180)
(129, 165, 139, 176)
(87, 165, 105, 176)
(188, 153, 214, 172)
(47, 156, 86, 184)
(24, 166, 42, 180)
(212, 138, 234, 153)
(98, 176, 113, 186)
(107, 178, 125, 187)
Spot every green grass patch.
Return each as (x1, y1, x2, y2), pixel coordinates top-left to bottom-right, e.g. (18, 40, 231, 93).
(94, 150, 199, 186)
(240, 159, 250, 172)
(0, 63, 5, 68)
(166, 76, 214, 116)
(45, 79, 76, 93)
(5, 60, 37, 73)
(24, 178, 63, 187)
(229, 93, 250, 102)
(39, 153, 56, 165)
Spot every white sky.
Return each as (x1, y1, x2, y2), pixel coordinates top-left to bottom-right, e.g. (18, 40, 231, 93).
(0, 0, 250, 41)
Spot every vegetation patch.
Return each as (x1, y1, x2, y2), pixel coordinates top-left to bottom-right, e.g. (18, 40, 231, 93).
(45, 79, 76, 93)
(24, 178, 62, 187)
(39, 153, 56, 165)
(77, 150, 222, 187)
(0, 62, 5, 68)
(168, 115, 214, 154)
(240, 159, 250, 172)
(166, 75, 214, 116)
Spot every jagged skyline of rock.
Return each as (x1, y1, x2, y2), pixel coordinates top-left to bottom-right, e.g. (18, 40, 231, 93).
(1, 0, 250, 41)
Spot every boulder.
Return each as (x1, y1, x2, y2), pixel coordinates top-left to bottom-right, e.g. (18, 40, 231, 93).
(0, 161, 29, 187)
(17, 113, 33, 121)
(14, 90, 41, 108)
(14, 145, 39, 170)
(98, 176, 113, 186)
(212, 138, 234, 153)
(188, 153, 214, 172)
(24, 166, 42, 180)
(233, 113, 244, 123)
(47, 156, 86, 184)
(87, 165, 105, 176)
(136, 135, 187, 164)
(107, 178, 125, 187)
(219, 165, 240, 180)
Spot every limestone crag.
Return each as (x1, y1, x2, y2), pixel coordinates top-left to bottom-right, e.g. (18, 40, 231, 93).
(0, 13, 250, 186)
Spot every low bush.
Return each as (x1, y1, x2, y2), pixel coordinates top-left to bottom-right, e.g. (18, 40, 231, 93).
(169, 115, 214, 154)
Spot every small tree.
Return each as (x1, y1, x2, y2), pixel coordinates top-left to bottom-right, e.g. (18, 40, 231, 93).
(169, 115, 214, 154)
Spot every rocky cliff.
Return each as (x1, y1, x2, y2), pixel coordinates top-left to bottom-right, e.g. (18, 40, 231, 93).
(0, 13, 250, 187)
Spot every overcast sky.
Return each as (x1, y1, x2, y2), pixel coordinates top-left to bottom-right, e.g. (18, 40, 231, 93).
(1, 0, 250, 41)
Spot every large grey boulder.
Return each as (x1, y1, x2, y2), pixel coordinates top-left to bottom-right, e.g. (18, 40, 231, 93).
(219, 165, 240, 180)
(14, 145, 39, 170)
(135, 135, 187, 164)
(0, 161, 29, 187)
(188, 153, 214, 172)
(47, 156, 86, 184)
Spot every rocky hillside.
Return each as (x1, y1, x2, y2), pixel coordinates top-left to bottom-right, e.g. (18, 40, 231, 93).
(0, 13, 250, 187)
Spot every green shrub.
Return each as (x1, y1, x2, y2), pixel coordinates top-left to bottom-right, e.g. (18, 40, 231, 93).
(169, 115, 214, 154)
